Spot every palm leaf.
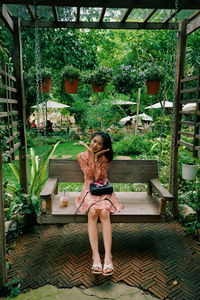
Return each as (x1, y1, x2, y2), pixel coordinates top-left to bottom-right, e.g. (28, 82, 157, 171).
(8, 163, 20, 183)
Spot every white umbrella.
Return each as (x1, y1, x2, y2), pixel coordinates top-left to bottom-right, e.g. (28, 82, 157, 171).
(138, 113, 153, 121)
(119, 116, 136, 125)
(182, 103, 196, 112)
(113, 100, 136, 105)
(31, 100, 70, 109)
(145, 101, 173, 109)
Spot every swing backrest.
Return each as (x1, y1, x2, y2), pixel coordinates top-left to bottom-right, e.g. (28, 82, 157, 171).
(48, 159, 158, 183)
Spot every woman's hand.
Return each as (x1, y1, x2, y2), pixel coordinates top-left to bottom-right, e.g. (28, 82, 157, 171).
(74, 141, 94, 154)
(95, 148, 109, 161)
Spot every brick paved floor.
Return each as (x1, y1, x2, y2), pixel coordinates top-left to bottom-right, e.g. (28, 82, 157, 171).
(7, 223, 200, 300)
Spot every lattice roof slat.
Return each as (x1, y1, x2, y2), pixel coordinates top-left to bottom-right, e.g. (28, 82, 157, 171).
(143, 9, 157, 23)
(121, 8, 132, 23)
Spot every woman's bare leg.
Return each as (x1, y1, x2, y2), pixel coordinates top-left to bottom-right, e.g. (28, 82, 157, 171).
(99, 209, 113, 274)
(88, 208, 101, 271)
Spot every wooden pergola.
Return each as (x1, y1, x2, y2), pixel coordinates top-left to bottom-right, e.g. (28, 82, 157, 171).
(0, 0, 200, 288)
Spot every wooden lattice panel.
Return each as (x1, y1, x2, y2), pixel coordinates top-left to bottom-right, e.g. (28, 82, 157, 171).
(0, 62, 19, 161)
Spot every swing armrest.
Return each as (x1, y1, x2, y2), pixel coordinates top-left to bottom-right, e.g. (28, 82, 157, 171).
(148, 179, 174, 201)
(40, 178, 59, 199)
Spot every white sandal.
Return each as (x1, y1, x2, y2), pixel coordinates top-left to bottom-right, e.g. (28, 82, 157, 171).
(103, 263, 114, 276)
(92, 263, 103, 274)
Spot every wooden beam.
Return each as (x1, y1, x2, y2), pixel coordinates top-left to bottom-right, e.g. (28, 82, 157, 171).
(12, 17, 28, 193)
(76, 6, 80, 22)
(169, 19, 187, 216)
(25, 5, 35, 21)
(0, 4, 14, 32)
(187, 14, 200, 35)
(1, 0, 200, 10)
(52, 6, 58, 22)
(21, 20, 178, 30)
(163, 9, 181, 23)
(121, 8, 132, 23)
(99, 7, 106, 22)
(143, 9, 156, 23)
(187, 10, 200, 21)
(0, 148, 7, 288)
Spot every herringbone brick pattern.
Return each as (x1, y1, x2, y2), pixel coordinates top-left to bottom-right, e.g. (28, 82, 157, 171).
(7, 223, 200, 300)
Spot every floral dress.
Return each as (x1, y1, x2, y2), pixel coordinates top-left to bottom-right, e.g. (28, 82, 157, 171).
(75, 151, 124, 214)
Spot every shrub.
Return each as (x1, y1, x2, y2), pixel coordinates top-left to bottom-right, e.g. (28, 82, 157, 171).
(113, 134, 153, 156)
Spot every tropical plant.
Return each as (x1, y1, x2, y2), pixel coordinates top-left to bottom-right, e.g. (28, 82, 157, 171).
(61, 65, 80, 81)
(112, 64, 145, 94)
(7, 142, 59, 197)
(82, 66, 113, 86)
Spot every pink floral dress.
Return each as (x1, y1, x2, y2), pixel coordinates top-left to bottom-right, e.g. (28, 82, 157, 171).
(75, 151, 124, 214)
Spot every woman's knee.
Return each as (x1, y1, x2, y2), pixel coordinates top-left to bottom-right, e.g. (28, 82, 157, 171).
(88, 208, 99, 219)
(99, 209, 110, 220)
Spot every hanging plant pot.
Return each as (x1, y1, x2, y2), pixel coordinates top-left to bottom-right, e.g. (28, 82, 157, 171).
(92, 83, 105, 93)
(182, 163, 198, 180)
(146, 80, 160, 95)
(40, 77, 51, 93)
(64, 78, 79, 94)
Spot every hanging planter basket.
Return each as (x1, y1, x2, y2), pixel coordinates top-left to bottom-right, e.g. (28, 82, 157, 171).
(40, 77, 51, 93)
(92, 83, 105, 93)
(182, 163, 198, 180)
(64, 78, 79, 94)
(146, 80, 160, 95)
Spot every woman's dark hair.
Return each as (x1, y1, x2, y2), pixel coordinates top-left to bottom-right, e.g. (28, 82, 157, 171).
(92, 131, 114, 161)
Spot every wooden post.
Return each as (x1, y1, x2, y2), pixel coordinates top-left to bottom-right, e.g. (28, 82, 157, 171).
(169, 20, 187, 216)
(135, 88, 141, 135)
(0, 148, 7, 288)
(12, 17, 28, 193)
(193, 66, 200, 158)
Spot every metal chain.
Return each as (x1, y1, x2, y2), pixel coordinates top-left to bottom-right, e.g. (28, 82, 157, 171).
(169, 0, 179, 194)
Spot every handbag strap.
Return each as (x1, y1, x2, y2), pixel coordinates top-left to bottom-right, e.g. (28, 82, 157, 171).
(87, 197, 117, 214)
(75, 191, 89, 215)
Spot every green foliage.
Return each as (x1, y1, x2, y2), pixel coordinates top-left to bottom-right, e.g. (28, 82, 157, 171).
(143, 63, 164, 81)
(8, 142, 59, 197)
(3, 278, 21, 297)
(61, 65, 81, 80)
(82, 66, 113, 86)
(112, 64, 145, 94)
(113, 134, 153, 156)
(150, 136, 171, 165)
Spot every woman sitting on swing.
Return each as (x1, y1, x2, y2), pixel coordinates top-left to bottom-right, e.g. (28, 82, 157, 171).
(75, 132, 123, 276)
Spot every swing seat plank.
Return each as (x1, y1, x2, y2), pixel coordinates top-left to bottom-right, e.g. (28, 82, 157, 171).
(37, 159, 174, 224)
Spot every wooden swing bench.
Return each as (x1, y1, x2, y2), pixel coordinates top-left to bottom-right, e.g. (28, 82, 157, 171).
(37, 159, 174, 224)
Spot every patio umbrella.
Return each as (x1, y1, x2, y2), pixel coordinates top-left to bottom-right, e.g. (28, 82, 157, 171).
(138, 113, 153, 121)
(119, 115, 136, 125)
(113, 100, 136, 105)
(182, 103, 196, 112)
(31, 100, 70, 109)
(145, 101, 173, 109)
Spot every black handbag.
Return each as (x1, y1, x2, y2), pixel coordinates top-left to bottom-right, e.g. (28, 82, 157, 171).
(90, 180, 113, 196)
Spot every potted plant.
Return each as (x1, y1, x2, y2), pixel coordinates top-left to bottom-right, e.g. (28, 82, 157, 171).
(112, 64, 145, 95)
(180, 150, 199, 180)
(144, 64, 164, 95)
(182, 160, 199, 180)
(62, 65, 80, 94)
(40, 68, 52, 93)
(82, 67, 113, 92)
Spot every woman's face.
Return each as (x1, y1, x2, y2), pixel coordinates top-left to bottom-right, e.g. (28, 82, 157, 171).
(90, 135, 104, 153)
